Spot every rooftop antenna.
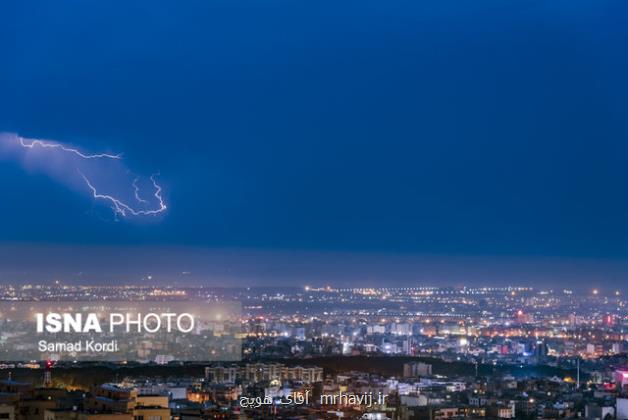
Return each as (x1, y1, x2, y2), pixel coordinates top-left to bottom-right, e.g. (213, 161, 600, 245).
(43, 360, 53, 388)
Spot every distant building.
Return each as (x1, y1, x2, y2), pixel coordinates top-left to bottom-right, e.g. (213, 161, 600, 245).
(534, 340, 548, 361)
(617, 398, 628, 420)
(612, 342, 624, 355)
(587, 343, 604, 357)
(204, 363, 323, 385)
(153, 355, 174, 365)
(0, 405, 15, 420)
(390, 323, 411, 336)
(132, 405, 169, 420)
(204, 365, 238, 384)
(616, 368, 628, 392)
(45, 411, 132, 420)
(0, 380, 33, 396)
(367, 325, 386, 335)
(403, 362, 432, 378)
(585, 403, 615, 420)
(603, 314, 615, 327)
(486, 401, 515, 419)
(515, 310, 533, 324)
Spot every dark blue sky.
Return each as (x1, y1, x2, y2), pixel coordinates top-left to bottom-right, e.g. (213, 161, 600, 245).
(0, 0, 626, 285)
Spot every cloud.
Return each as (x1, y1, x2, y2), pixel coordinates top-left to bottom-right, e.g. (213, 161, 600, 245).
(0, 132, 166, 219)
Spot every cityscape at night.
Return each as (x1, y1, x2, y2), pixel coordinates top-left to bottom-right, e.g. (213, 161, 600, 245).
(0, 284, 626, 418)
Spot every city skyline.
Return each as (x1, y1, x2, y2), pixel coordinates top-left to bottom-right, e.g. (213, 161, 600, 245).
(0, 244, 626, 288)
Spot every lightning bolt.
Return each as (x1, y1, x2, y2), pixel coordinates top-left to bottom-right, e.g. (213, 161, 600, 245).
(18, 136, 123, 159)
(12, 134, 166, 218)
(132, 177, 149, 204)
(79, 171, 167, 217)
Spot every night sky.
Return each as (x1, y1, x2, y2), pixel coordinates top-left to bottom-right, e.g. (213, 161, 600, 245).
(0, 0, 626, 287)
